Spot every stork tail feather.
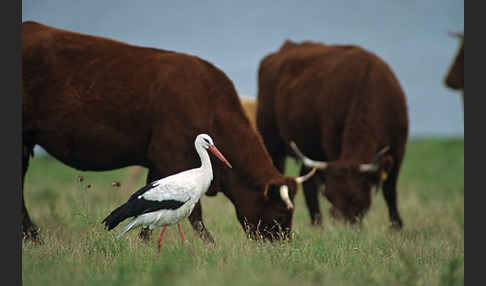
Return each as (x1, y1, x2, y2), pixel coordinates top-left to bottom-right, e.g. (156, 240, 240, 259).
(101, 203, 132, 231)
(117, 219, 138, 238)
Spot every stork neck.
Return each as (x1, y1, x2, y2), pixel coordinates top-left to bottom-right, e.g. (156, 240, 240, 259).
(196, 144, 213, 179)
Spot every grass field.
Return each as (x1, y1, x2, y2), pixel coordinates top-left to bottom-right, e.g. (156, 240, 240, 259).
(22, 138, 464, 286)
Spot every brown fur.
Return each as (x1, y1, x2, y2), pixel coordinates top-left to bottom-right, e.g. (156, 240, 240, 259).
(122, 96, 257, 190)
(257, 40, 409, 228)
(22, 21, 298, 242)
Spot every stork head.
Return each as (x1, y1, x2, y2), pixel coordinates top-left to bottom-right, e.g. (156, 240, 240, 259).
(196, 134, 232, 168)
(196, 134, 215, 149)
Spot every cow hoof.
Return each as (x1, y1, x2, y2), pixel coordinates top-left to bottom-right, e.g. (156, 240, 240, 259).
(311, 215, 323, 228)
(390, 221, 403, 230)
(192, 221, 215, 244)
(22, 225, 41, 244)
(199, 231, 215, 244)
(138, 228, 152, 242)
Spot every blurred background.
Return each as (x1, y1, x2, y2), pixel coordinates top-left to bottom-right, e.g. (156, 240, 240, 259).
(22, 0, 464, 140)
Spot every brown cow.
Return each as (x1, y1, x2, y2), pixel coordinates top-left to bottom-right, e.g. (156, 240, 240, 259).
(445, 33, 464, 103)
(22, 22, 315, 242)
(256, 40, 409, 228)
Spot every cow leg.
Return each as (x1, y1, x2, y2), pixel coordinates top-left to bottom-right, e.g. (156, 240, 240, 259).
(381, 156, 404, 229)
(188, 200, 215, 243)
(138, 168, 159, 242)
(272, 149, 287, 174)
(264, 138, 287, 173)
(257, 117, 287, 173)
(300, 167, 323, 227)
(261, 136, 286, 172)
(22, 144, 39, 241)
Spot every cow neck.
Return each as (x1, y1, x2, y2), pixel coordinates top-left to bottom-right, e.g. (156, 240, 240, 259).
(338, 94, 380, 164)
(338, 142, 379, 165)
(218, 121, 283, 187)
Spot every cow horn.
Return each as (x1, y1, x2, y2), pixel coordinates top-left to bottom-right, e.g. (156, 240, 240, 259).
(295, 168, 317, 184)
(359, 146, 390, 173)
(279, 185, 294, 209)
(358, 163, 378, 173)
(289, 141, 328, 169)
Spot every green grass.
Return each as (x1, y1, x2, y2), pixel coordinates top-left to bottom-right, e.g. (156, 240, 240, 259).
(22, 138, 464, 286)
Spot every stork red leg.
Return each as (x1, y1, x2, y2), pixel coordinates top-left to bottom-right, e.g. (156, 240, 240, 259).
(177, 223, 186, 243)
(177, 223, 195, 256)
(157, 225, 168, 253)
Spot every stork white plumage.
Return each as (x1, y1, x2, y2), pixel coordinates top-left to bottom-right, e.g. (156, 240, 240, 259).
(102, 134, 232, 253)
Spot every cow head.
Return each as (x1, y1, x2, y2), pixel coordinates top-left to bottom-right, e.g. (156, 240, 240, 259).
(290, 141, 393, 224)
(226, 168, 316, 240)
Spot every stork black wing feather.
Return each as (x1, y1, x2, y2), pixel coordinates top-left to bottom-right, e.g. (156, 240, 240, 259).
(101, 197, 189, 230)
(128, 181, 159, 201)
(131, 198, 188, 215)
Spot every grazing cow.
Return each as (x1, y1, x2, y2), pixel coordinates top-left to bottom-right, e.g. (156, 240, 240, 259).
(444, 33, 464, 104)
(256, 40, 409, 228)
(22, 22, 315, 242)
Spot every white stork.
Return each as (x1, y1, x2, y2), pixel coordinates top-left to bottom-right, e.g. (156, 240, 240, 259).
(102, 134, 232, 253)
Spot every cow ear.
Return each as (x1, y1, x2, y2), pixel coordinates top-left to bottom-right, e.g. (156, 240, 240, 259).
(379, 155, 394, 182)
(264, 181, 297, 209)
(263, 183, 270, 198)
(382, 155, 394, 173)
(263, 177, 290, 198)
(365, 154, 394, 183)
(263, 184, 279, 205)
(284, 177, 299, 198)
(263, 183, 279, 199)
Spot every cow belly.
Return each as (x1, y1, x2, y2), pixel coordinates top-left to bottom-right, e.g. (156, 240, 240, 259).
(35, 129, 146, 171)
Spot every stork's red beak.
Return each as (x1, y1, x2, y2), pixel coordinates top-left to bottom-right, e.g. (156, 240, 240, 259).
(209, 145, 232, 168)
